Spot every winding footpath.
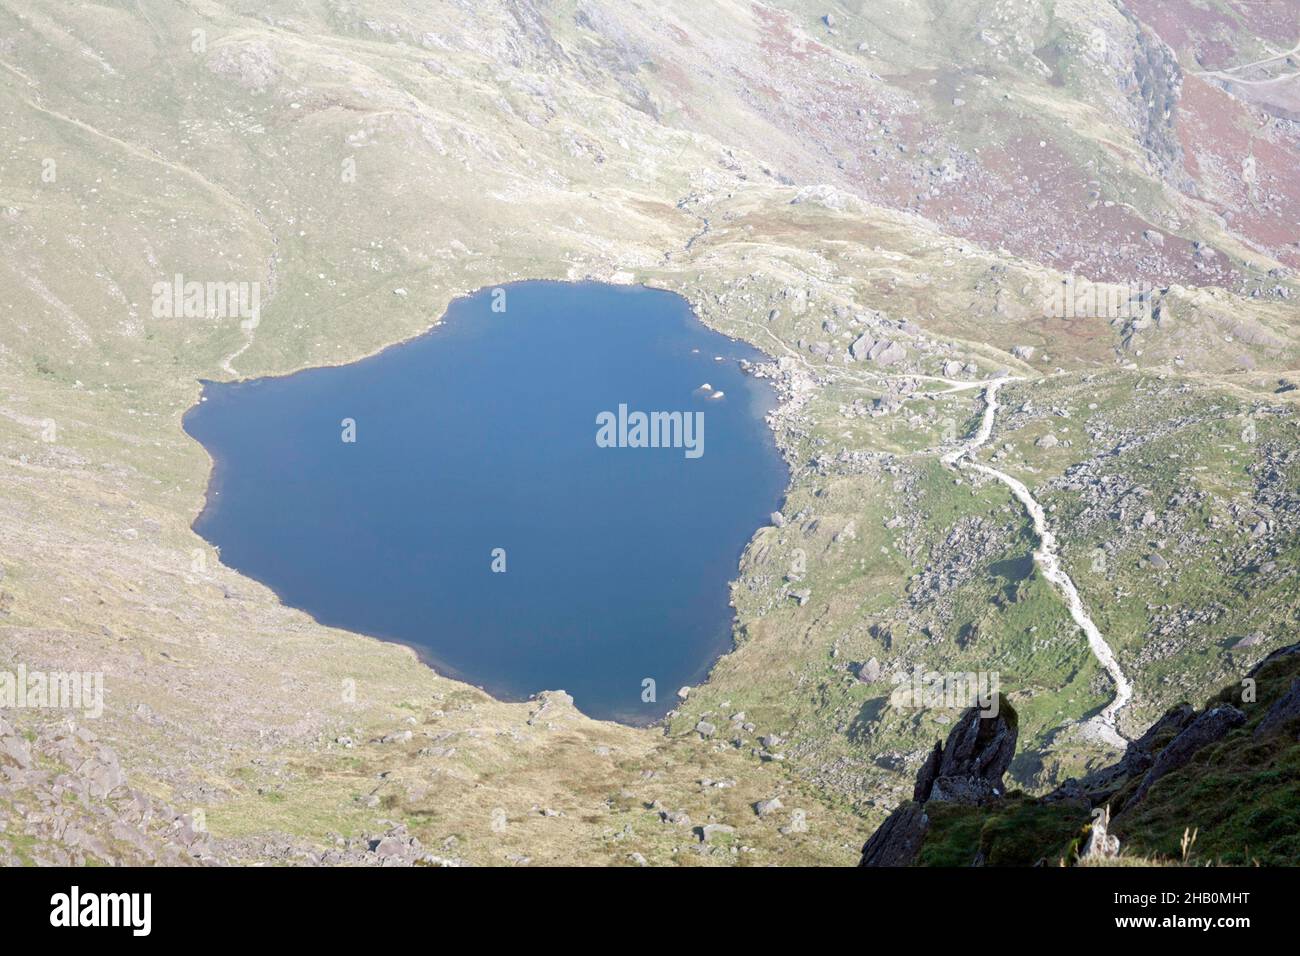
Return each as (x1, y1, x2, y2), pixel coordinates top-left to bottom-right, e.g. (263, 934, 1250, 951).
(1193, 38, 1300, 86)
(943, 378, 1132, 749)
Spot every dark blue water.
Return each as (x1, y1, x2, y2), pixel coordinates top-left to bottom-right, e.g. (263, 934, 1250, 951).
(185, 281, 787, 722)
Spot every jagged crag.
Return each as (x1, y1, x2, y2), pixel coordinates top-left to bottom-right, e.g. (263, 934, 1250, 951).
(861, 643, 1300, 866)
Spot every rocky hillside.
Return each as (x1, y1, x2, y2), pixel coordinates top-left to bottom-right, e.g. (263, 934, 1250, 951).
(1, 0, 1297, 865)
(861, 640, 1300, 866)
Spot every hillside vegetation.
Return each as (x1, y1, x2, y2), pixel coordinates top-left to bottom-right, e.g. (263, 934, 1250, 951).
(1, 0, 1296, 864)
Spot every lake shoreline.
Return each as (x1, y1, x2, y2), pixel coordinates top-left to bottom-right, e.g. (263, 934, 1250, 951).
(182, 280, 792, 727)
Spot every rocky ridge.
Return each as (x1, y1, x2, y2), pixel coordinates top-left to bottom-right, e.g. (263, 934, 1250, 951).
(860, 641, 1300, 865)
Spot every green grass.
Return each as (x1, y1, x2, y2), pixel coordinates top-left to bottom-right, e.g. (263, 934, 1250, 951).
(903, 648, 1300, 866)
(918, 796, 1088, 866)
(1114, 652, 1300, 865)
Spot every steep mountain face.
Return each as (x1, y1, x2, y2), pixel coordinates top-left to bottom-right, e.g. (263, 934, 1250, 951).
(860, 641, 1300, 865)
(0, 0, 1296, 865)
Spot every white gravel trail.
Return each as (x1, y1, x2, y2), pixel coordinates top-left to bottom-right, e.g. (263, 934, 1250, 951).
(944, 378, 1131, 748)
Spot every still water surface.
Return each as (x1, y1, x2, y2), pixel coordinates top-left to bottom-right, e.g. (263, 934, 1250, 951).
(185, 282, 787, 722)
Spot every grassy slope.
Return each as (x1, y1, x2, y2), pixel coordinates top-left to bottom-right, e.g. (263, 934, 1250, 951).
(0, 0, 1296, 864)
(911, 648, 1300, 866)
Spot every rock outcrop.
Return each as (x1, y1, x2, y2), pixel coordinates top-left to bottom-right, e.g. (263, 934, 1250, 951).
(859, 642, 1300, 866)
(849, 334, 907, 365)
(858, 802, 929, 866)
(861, 696, 1015, 865)
(1254, 680, 1300, 739)
(0, 714, 217, 866)
(1119, 703, 1195, 777)
(1124, 705, 1245, 810)
(914, 697, 1017, 805)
